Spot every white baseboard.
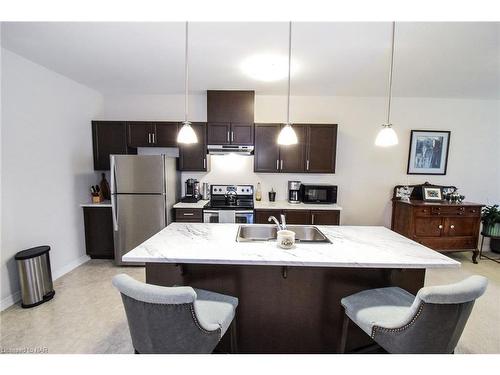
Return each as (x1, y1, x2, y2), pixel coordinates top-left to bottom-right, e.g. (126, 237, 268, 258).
(0, 290, 22, 312)
(52, 254, 90, 280)
(0, 254, 90, 312)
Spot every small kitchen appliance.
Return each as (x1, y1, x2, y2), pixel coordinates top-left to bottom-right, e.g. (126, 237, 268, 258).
(203, 185, 254, 224)
(182, 178, 201, 203)
(300, 184, 338, 204)
(288, 181, 302, 204)
(201, 182, 210, 200)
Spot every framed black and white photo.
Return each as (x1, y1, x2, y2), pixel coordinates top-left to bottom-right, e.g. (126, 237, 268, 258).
(422, 186, 443, 201)
(407, 130, 450, 175)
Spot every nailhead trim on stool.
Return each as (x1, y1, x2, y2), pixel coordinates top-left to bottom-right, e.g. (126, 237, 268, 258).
(371, 302, 424, 338)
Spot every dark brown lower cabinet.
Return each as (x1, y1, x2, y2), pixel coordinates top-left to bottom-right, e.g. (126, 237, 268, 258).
(283, 209, 312, 224)
(175, 208, 203, 223)
(310, 210, 340, 225)
(83, 207, 114, 259)
(254, 209, 340, 225)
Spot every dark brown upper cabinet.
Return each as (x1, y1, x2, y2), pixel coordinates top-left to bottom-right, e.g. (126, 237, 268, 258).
(279, 124, 307, 173)
(154, 122, 179, 147)
(230, 123, 254, 145)
(254, 123, 338, 174)
(92, 121, 136, 171)
(178, 122, 208, 172)
(128, 121, 155, 147)
(207, 122, 231, 145)
(305, 124, 338, 173)
(127, 121, 179, 147)
(254, 124, 281, 172)
(207, 90, 255, 145)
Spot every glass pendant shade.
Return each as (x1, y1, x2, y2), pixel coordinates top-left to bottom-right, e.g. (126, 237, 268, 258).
(375, 124, 398, 147)
(177, 121, 198, 144)
(277, 123, 298, 145)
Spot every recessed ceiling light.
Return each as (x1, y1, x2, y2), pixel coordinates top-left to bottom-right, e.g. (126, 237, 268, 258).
(241, 54, 297, 82)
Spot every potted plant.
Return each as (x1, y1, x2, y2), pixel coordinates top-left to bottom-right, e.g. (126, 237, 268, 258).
(481, 205, 500, 253)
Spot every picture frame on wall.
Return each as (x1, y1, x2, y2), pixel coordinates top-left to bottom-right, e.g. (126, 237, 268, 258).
(422, 186, 443, 201)
(407, 130, 451, 175)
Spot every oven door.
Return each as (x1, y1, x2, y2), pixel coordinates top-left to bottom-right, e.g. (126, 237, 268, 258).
(203, 210, 254, 223)
(203, 210, 219, 223)
(235, 210, 254, 224)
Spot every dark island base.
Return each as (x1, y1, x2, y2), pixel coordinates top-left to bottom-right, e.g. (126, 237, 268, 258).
(146, 263, 425, 354)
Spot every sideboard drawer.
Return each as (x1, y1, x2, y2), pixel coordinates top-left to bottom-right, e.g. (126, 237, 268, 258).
(431, 206, 480, 217)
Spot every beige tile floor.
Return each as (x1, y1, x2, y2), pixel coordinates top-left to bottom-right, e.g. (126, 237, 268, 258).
(1, 252, 499, 354)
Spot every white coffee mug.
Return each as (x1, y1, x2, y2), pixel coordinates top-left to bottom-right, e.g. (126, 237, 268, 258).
(277, 230, 296, 249)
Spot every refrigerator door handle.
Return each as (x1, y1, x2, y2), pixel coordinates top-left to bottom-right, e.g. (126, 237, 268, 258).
(111, 194, 118, 231)
(110, 156, 119, 231)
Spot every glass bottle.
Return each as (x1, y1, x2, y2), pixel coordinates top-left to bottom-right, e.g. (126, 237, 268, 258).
(255, 182, 262, 201)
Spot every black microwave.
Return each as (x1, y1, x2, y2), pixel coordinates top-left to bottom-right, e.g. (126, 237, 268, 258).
(300, 184, 338, 204)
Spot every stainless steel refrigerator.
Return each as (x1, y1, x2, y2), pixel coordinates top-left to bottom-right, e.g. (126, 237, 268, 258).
(110, 155, 180, 266)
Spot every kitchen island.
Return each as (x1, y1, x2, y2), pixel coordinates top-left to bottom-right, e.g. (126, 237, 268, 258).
(123, 223, 459, 353)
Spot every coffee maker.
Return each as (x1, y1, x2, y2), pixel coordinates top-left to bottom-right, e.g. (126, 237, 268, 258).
(288, 181, 301, 204)
(181, 178, 201, 203)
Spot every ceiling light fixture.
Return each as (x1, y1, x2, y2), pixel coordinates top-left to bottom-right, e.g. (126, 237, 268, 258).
(177, 22, 198, 144)
(241, 54, 289, 82)
(375, 21, 399, 147)
(277, 22, 298, 146)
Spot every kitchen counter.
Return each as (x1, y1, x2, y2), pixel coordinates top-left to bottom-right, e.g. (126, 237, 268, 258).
(254, 200, 342, 210)
(172, 200, 209, 209)
(123, 223, 458, 269)
(80, 200, 112, 208)
(134, 223, 458, 353)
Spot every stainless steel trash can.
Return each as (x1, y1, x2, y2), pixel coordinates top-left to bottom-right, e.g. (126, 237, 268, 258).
(15, 246, 55, 308)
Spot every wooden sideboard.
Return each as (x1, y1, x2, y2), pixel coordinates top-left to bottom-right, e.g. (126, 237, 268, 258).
(392, 197, 483, 263)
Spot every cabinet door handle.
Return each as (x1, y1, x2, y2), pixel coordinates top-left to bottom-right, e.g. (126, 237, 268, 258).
(306, 160, 310, 170)
(438, 224, 443, 229)
(148, 133, 152, 143)
(203, 158, 206, 169)
(227, 131, 230, 142)
(450, 225, 455, 229)
(183, 213, 194, 216)
(276, 160, 279, 170)
(231, 131, 234, 142)
(280, 160, 283, 170)
(311, 214, 315, 225)
(152, 133, 155, 144)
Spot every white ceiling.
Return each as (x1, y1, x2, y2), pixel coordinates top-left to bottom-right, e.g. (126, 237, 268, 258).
(2, 22, 499, 98)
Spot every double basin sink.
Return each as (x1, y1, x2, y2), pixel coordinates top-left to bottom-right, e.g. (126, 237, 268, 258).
(236, 224, 331, 243)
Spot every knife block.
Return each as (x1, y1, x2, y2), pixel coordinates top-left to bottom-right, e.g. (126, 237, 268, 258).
(91, 195, 103, 204)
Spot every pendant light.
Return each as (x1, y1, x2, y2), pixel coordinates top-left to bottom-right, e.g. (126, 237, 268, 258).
(177, 22, 198, 144)
(277, 21, 298, 146)
(375, 21, 399, 147)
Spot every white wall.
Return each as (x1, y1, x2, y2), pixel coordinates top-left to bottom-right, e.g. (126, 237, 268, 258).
(101, 93, 500, 227)
(1, 49, 103, 309)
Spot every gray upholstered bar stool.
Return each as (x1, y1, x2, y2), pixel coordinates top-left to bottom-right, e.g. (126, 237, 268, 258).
(339, 275, 488, 354)
(112, 274, 238, 354)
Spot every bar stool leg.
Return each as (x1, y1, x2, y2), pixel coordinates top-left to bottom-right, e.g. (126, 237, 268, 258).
(230, 318, 238, 354)
(339, 310, 349, 354)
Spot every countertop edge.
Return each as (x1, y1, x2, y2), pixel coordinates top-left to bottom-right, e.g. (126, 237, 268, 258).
(122, 256, 460, 269)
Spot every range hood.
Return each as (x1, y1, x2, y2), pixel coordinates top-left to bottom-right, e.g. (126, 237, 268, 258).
(207, 145, 254, 155)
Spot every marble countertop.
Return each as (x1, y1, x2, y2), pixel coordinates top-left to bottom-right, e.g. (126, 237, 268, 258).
(254, 200, 342, 210)
(123, 223, 459, 269)
(80, 200, 112, 207)
(173, 200, 209, 209)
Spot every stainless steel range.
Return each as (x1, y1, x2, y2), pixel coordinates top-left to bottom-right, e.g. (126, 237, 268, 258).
(203, 185, 254, 224)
